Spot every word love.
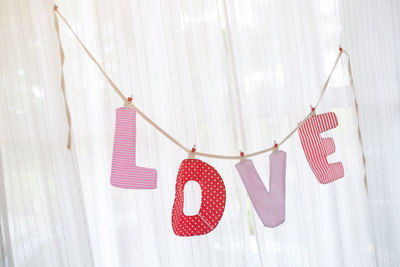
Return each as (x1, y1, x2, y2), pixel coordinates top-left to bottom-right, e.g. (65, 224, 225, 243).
(236, 151, 287, 227)
(171, 159, 226, 236)
(298, 112, 344, 184)
(108, 109, 345, 236)
(110, 107, 158, 189)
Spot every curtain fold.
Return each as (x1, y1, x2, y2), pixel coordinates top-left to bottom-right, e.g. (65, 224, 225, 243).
(0, 0, 399, 266)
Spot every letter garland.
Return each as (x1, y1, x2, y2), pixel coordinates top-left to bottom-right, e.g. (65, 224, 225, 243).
(53, 6, 368, 236)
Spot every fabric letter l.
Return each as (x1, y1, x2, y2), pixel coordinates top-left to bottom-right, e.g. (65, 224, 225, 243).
(110, 107, 157, 189)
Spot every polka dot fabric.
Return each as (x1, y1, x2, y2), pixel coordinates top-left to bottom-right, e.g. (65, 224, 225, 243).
(171, 159, 226, 236)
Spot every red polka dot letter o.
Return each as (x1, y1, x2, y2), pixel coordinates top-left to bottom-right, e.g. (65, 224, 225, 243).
(171, 159, 226, 236)
(298, 112, 344, 184)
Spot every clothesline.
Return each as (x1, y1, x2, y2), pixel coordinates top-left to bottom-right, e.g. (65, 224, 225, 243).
(53, 6, 358, 164)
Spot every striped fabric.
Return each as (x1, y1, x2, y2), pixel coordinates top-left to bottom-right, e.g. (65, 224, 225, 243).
(298, 112, 344, 184)
(110, 107, 157, 189)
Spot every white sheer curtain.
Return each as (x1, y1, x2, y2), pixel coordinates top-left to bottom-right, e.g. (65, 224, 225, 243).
(0, 0, 399, 266)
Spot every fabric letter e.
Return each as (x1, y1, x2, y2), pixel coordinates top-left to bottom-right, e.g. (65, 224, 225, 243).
(110, 107, 157, 189)
(298, 112, 344, 184)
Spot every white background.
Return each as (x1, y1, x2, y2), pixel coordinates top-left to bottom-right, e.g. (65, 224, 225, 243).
(0, 0, 399, 266)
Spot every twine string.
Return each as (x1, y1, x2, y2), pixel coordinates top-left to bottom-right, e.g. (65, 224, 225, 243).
(53, 4, 367, 197)
(54, 6, 72, 149)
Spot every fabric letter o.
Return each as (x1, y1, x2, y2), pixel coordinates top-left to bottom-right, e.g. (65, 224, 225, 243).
(171, 159, 226, 236)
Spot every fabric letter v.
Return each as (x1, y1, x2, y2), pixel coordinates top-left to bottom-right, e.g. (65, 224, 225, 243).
(110, 107, 157, 189)
(235, 151, 286, 228)
(298, 112, 344, 184)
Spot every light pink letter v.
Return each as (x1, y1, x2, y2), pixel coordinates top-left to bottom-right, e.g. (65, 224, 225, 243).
(235, 151, 286, 227)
